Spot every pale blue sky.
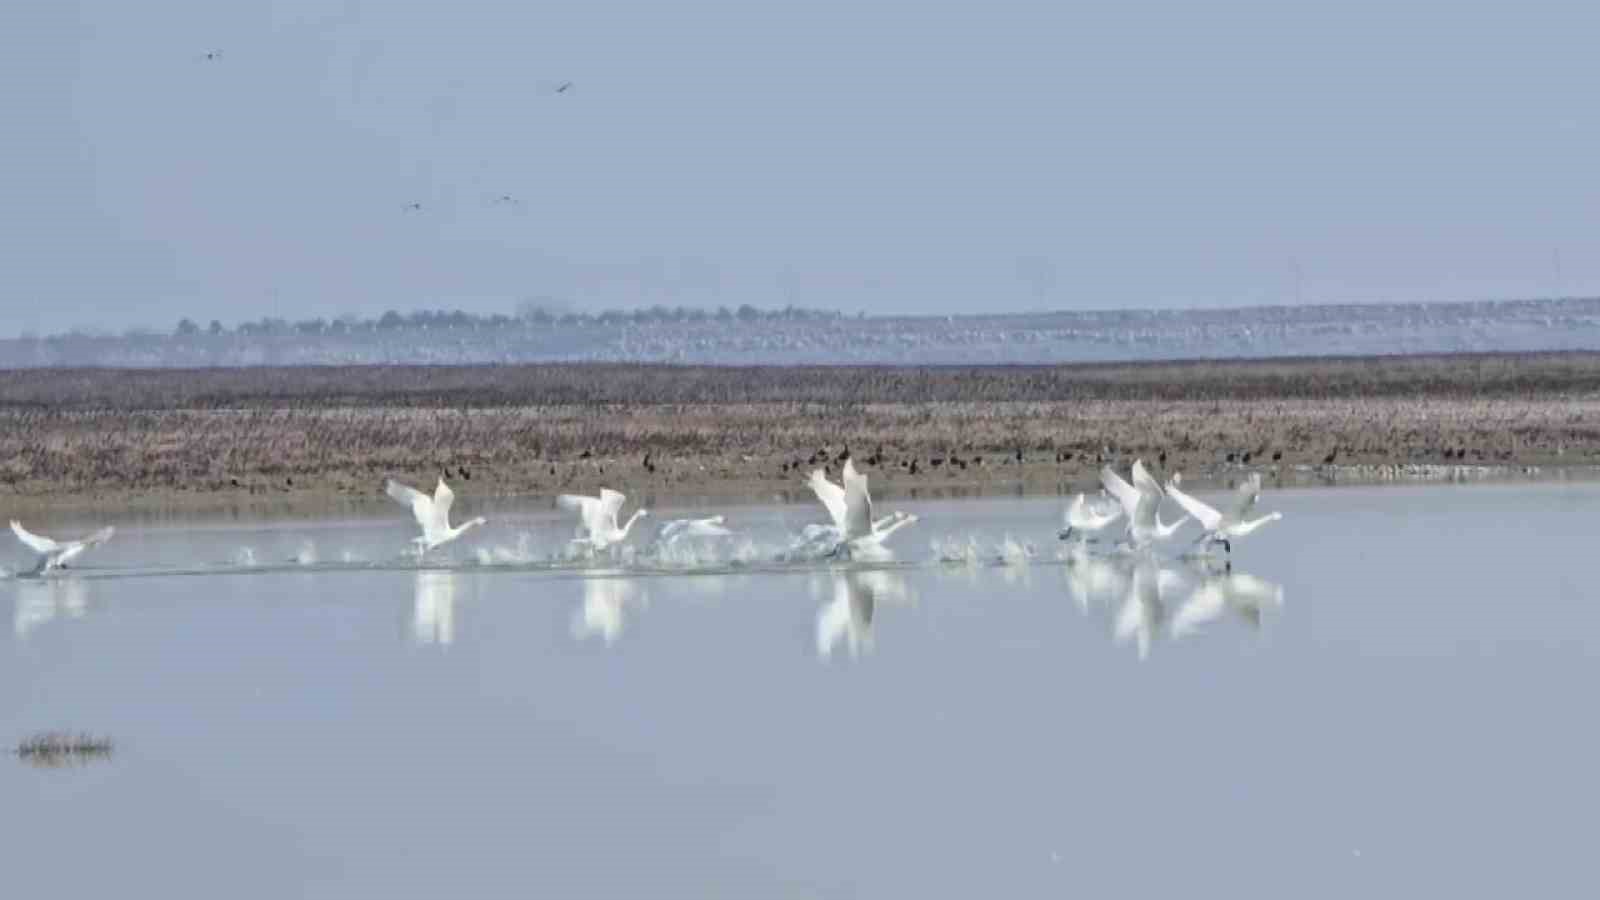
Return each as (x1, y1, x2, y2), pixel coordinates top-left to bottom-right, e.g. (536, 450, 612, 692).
(6, 0, 1600, 335)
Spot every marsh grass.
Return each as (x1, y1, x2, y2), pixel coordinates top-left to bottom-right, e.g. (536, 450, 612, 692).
(3, 354, 1599, 498)
(13, 732, 115, 768)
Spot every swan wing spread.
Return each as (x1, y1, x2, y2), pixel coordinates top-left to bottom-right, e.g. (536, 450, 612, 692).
(1164, 480, 1223, 531)
(841, 461, 874, 539)
(558, 494, 608, 537)
(1099, 466, 1140, 518)
(10, 521, 60, 554)
(1131, 459, 1164, 499)
(431, 479, 457, 531)
(807, 470, 849, 530)
(598, 489, 628, 528)
(79, 526, 115, 548)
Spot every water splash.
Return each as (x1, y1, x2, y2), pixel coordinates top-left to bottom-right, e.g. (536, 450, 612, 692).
(474, 532, 540, 566)
(931, 535, 982, 565)
(292, 541, 318, 566)
(231, 547, 257, 568)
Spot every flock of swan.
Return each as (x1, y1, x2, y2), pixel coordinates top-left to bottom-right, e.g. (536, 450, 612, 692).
(4, 456, 1283, 575)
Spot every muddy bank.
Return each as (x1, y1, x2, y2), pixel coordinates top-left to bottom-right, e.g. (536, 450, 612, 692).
(3, 354, 1599, 510)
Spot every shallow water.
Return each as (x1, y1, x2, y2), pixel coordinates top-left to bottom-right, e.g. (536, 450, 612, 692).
(2, 484, 1596, 897)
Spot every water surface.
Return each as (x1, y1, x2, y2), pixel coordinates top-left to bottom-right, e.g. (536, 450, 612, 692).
(2, 484, 1595, 897)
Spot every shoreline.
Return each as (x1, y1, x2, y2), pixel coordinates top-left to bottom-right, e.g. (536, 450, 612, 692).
(5, 354, 1600, 514)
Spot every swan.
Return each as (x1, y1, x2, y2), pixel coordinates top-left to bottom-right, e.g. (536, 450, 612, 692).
(558, 488, 648, 553)
(386, 478, 487, 555)
(1100, 460, 1189, 550)
(804, 462, 917, 556)
(655, 514, 733, 545)
(1058, 491, 1123, 542)
(1163, 472, 1284, 554)
(10, 521, 115, 574)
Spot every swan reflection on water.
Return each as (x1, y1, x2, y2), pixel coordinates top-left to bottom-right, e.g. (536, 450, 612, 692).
(816, 569, 913, 660)
(1064, 549, 1285, 659)
(412, 570, 460, 646)
(571, 575, 647, 646)
(11, 576, 91, 639)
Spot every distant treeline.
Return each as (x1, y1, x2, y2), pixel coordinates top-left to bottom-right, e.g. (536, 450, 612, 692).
(34, 303, 845, 341)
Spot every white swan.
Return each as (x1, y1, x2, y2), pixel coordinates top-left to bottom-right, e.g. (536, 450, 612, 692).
(1164, 472, 1284, 554)
(804, 462, 916, 557)
(386, 478, 487, 554)
(1058, 491, 1123, 543)
(10, 521, 114, 573)
(558, 488, 648, 553)
(656, 514, 733, 545)
(1100, 460, 1189, 550)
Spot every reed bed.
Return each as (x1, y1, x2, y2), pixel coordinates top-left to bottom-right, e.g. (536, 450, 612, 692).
(3, 354, 1599, 499)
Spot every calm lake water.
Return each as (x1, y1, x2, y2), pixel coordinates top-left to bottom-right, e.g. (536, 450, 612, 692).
(2, 483, 1596, 897)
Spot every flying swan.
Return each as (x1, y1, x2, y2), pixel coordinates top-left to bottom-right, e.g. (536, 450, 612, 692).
(9, 521, 115, 574)
(386, 478, 487, 555)
(1163, 472, 1283, 554)
(805, 460, 917, 558)
(558, 488, 648, 553)
(1100, 459, 1189, 550)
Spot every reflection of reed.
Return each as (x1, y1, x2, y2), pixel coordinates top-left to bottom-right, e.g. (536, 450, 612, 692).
(412, 571, 458, 646)
(14, 732, 115, 769)
(12, 578, 90, 639)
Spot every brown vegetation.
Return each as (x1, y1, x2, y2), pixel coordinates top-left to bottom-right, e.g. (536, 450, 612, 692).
(3, 354, 1600, 503)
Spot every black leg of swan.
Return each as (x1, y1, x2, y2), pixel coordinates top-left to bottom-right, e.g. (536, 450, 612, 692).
(1222, 539, 1232, 554)
(1057, 527, 1073, 541)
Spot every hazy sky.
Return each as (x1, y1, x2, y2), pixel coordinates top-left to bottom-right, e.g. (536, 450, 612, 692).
(7, 0, 1600, 335)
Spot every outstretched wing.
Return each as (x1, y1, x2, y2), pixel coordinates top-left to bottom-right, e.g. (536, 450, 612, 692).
(841, 460, 873, 540)
(1100, 466, 1140, 519)
(386, 479, 435, 531)
(431, 479, 457, 531)
(10, 521, 60, 554)
(558, 494, 603, 536)
(1131, 459, 1164, 499)
(598, 489, 628, 530)
(1163, 478, 1223, 531)
(807, 469, 849, 531)
(1228, 472, 1262, 522)
(79, 526, 115, 548)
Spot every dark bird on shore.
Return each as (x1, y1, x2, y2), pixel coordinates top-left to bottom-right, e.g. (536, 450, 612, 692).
(1241, 451, 1252, 464)
(286, 477, 293, 488)
(459, 466, 471, 481)
(836, 444, 850, 463)
(1015, 447, 1024, 463)
(909, 459, 920, 475)
(1158, 450, 1167, 467)
(1323, 447, 1339, 465)
(1272, 450, 1282, 462)
(930, 458, 944, 468)
(780, 462, 789, 473)
(1226, 452, 1236, 463)
(643, 452, 655, 473)
(579, 449, 592, 459)
(230, 478, 240, 487)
